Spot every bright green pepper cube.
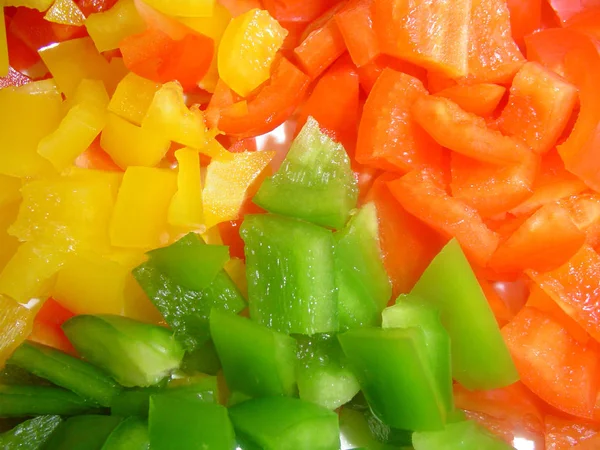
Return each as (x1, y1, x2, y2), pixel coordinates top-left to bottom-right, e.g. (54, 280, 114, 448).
(149, 393, 236, 450)
(411, 239, 519, 390)
(254, 116, 358, 230)
(8, 340, 121, 407)
(334, 203, 391, 330)
(382, 297, 454, 414)
(44, 415, 123, 450)
(210, 308, 297, 398)
(412, 419, 514, 449)
(241, 213, 338, 335)
(338, 327, 446, 431)
(0, 415, 63, 449)
(295, 333, 359, 410)
(62, 315, 185, 388)
(0, 385, 97, 417)
(146, 233, 230, 291)
(101, 417, 149, 450)
(133, 262, 246, 351)
(229, 397, 340, 450)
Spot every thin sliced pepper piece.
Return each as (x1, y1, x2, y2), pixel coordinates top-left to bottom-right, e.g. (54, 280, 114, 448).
(388, 169, 499, 267)
(0, 385, 97, 418)
(0, 415, 63, 450)
(0, 295, 35, 367)
(168, 149, 204, 231)
(334, 0, 379, 67)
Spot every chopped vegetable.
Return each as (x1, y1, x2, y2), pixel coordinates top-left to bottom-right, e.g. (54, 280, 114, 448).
(0, 385, 97, 417)
(101, 416, 149, 450)
(43, 415, 123, 450)
(0, 415, 63, 449)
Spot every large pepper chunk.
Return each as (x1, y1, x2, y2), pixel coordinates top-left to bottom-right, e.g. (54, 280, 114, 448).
(241, 213, 338, 335)
(85, 0, 146, 52)
(254, 117, 358, 230)
(411, 239, 518, 390)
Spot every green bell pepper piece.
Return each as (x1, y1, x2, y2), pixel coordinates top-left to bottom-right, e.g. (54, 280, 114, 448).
(412, 419, 514, 449)
(411, 239, 519, 390)
(210, 308, 297, 398)
(146, 233, 230, 291)
(44, 415, 123, 450)
(295, 333, 359, 410)
(0, 415, 63, 449)
(338, 327, 446, 431)
(149, 393, 235, 450)
(62, 315, 185, 388)
(339, 407, 410, 450)
(8, 341, 121, 407)
(241, 213, 338, 334)
(334, 203, 391, 330)
(254, 116, 358, 230)
(0, 385, 98, 417)
(180, 339, 221, 375)
(133, 262, 246, 351)
(382, 297, 454, 414)
(0, 364, 51, 386)
(229, 397, 340, 450)
(101, 417, 149, 450)
(111, 375, 218, 417)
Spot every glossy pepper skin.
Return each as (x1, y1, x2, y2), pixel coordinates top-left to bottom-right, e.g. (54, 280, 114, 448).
(0, 385, 98, 418)
(241, 213, 338, 335)
(101, 416, 150, 450)
(210, 308, 297, 398)
(43, 415, 123, 450)
(412, 419, 513, 449)
(0, 415, 63, 449)
(411, 239, 519, 390)
(8, 341, 121, 407)
(338, 327, 447, 431)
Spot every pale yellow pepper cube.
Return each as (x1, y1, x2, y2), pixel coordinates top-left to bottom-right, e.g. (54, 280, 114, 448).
(218, 9, 287, 97)
(85, 0, 146, 52)
(203, 151, 274, 228)
(0, 295, 34, 367)
(142, 82, 207, 149)
(101, 113, 171, 169)
(44, 0, 86, 26)
(108, 72, 161, 126)
(0, 82, 62, 178)
(110, 166, 178, 249)
(168, 148, 204, 231)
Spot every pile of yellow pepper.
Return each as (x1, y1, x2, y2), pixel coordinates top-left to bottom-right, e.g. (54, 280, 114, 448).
(0, 0, 288, 367)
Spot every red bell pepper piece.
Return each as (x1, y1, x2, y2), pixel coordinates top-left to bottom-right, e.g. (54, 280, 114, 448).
(557, 40, 600, 193)
(29, 298, 77, 355)
(502, 306, 600, 419)
(75, 0, 120, 16)
(546, 0, 600, 24)
(450, 152, 538, 218)
(524, 28, 591, 77)
(217, 57, 311, 138)
(490, 202, 585, 273)
(498, 62, 578, 155)
(356, 68, 443, 173)
(505, 0, 542, 48)
(364, 173, 444, 298)
(567, 7, 600, 40)
(434, 83, 506, 117)
(544, 415, 600, 450)
(356, 54, 426, 93)
(295, 55, 359, 151)
(334, 0, 379, 67)
(75, 137, 122, 172)
(527, 245, 600, 343)
(412, 95, 530, 166)
(388, 168, 499, 266)
(5, 15, 43, 74)
(262, 0, 341, 24)
(426, 70, 456, 94)
(560, 193, 600, 248)
(293, 4, 347, 79)
(478, 278, 514, 327)
(453, 382, 545, 447)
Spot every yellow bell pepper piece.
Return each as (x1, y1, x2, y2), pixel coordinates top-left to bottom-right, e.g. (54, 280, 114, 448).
(218, 9, 287, 97)
(44, 0, 85, 26)
(85, 0, 146, 53)
(200, 138, 234, 162)
(178, 3, 232, 93)
(108, 72, 161, 126)
(53, 252, 133, 315)
(38, 81, 109, 172)
(0, 202, 20, 273)
(168, 148, 204, 231)
(203, 150, 274, 228)
(143, 0, 214, 18)
(0, 7, 7, 78)
(142, 82, 207, 149)
(101, 113, 170, 169)
(224, 257, 248, 298)
(0, 295, 34, 368)
(0, 81, 62, 178)
(110, 166, 178, 249)
(65, 167, 123, 199)
(0, 175, 21, 209)
(39, 37, 120, 98)
(0, 242, 65, 304)
(4, 0, 53, 10)
(9, 174, 116, 254)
